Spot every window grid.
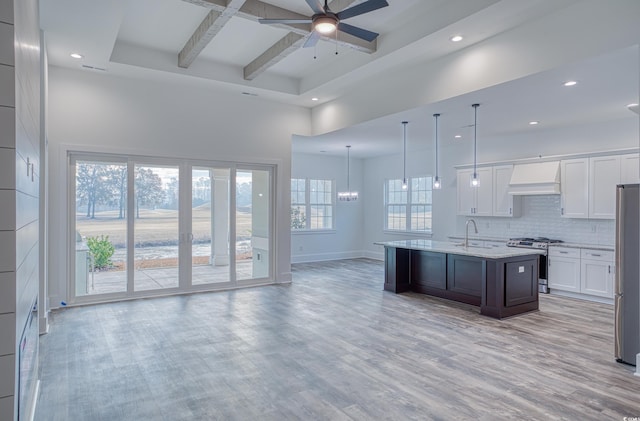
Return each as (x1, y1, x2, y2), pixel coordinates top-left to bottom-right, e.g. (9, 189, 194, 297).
(385, 176, 433, 232)
(291, 178, 334, 230)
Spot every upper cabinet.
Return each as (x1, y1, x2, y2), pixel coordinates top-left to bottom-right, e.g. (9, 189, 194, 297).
(456, 167, 493, 216)
(457, 166, 519, 217)
(561, 153, 638, 220)
(589, 155, 620, 219)
(493, 165, 521, 217)
(560, 158, 589, 218)
(620, 153, 640, 184)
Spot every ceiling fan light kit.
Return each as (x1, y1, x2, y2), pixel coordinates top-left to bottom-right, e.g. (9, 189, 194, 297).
(313, 14, 338, 34)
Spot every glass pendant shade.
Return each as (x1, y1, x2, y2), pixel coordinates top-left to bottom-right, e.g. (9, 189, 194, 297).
(402, 121, 408, 191)
(338, 145, 358, 201)
(471, 104, 480, 188)
(433, 113, 441, 189)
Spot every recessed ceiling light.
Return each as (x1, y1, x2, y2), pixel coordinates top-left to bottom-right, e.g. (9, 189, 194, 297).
(450, 35, 463, 42)
(70, 53, 83, 59)
(311, 97, 319, 101)
(627, 103, 638, 108)
(529, 121, 539, 125)
(454, 135, 462, 139)
(563, 80, 577, 87)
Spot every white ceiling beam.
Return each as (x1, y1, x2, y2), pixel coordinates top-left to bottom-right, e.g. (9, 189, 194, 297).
(178, 0, 247, 68)
(242, 0, 361, 80)
(243, 32, 305, 80)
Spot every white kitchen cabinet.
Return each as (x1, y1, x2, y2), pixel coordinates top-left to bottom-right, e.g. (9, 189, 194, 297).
(580, 249, 614, 298)
(560, 158, 589, 219)
(620, 153, 640, 184)
(456, 167, 493, 216)
(493, 165, 521, 217)
(588, 155, 620, 219)
(548, 247, 581, 293)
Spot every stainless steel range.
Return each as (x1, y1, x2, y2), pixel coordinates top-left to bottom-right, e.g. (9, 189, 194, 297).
(506, 237, 563, 293)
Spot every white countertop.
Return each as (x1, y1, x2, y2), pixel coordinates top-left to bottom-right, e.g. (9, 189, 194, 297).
(375, 239, 545, 259)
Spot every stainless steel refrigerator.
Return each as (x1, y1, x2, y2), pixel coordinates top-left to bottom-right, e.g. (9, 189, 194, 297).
(615, 183, 640, 365)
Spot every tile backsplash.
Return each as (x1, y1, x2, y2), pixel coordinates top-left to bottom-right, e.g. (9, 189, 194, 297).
(456, 195, 615, 245)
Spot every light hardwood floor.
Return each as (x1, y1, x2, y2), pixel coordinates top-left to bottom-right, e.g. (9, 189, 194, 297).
(36, 259, 640, 420)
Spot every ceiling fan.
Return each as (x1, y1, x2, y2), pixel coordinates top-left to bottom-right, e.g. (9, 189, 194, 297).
(259, 0, 389, 48)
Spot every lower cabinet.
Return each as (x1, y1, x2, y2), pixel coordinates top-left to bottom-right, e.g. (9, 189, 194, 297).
(548, 248, 581, 293)
(548, 247, 614, 299)
(580, 250, 614, 298)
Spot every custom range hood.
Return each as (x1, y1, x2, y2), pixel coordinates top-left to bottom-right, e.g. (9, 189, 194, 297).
(508, 161, 561, 195)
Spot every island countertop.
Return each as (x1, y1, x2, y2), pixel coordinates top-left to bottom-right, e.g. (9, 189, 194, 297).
(375, 239, 545, 259)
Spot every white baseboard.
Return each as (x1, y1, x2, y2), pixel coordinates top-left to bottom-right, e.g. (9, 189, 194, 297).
(277, 271, 292, 284)
(363, 250, 384, 261)
(549, 290, 613, 305)
(291, 250, 366, 264)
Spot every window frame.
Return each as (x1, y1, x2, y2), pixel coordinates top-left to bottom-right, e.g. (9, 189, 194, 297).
(291, 178, 336, 232)
(384, 176, 433, 234)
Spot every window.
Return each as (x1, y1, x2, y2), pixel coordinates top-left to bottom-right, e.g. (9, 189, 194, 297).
(291, 178, 334, 230)
(385, 176, 433, 232)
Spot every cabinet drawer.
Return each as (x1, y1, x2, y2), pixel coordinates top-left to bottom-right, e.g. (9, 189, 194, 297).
(580, 249, 613, 262)
(549, 247, 580, 258)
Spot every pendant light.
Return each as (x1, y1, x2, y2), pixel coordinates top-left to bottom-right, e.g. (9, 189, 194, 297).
(470, 104, 480, 187)
(433, 113, 441, 189)
(338, 145, 358, 201)
(402, 121, 408, 190)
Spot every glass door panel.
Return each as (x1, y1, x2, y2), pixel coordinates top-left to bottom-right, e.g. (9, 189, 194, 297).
(74, 160, 128, 296)
(236, 169, 270, 280)
(134, 165, 179, 291)
(192, 167, 230, 285)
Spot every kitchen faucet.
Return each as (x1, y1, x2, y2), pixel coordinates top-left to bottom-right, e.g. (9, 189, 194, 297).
(465, 219, 478, 247)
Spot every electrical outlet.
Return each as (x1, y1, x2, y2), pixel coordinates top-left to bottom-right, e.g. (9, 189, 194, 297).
(591, 224, 597, 233)
(506, 222, 511, 229)
(485, 222, 490, 229)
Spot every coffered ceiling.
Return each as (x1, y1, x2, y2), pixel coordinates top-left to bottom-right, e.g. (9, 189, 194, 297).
(40, 0, 577, 107)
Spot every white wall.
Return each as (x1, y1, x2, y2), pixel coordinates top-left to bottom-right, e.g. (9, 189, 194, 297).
(46, 66, 310, 308)
(0, 0, 41, 418)
(291, 152, 364, 262)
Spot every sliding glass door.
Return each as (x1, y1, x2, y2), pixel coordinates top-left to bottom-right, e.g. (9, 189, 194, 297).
(133, 164, 180, 292)
(70, 154, 272, 303)
(191, 167, 230, 285)
(73, 158, 128, 296)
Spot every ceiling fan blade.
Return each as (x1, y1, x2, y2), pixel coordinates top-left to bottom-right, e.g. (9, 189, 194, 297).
(303, 31, 321, 48)
(336, 0, 389, 20)
(259, 18, 312, 24)
(338, 22, 379, 42)
(304, 0, 325, 14)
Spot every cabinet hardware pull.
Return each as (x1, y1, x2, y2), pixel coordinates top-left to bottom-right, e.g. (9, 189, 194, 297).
(559, 251, 568, 254)
(26, 157, 30, 176)
(31, 163, 34, 181)
(509, 207, 512, 214)
(608, 265, 611, 274)
(592, 253, 601, 257)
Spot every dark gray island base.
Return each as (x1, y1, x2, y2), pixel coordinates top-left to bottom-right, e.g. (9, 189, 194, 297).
(378, 240, 544, 319)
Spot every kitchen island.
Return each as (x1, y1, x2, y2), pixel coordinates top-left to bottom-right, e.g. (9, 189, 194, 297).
(376, 239, 545, 319)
